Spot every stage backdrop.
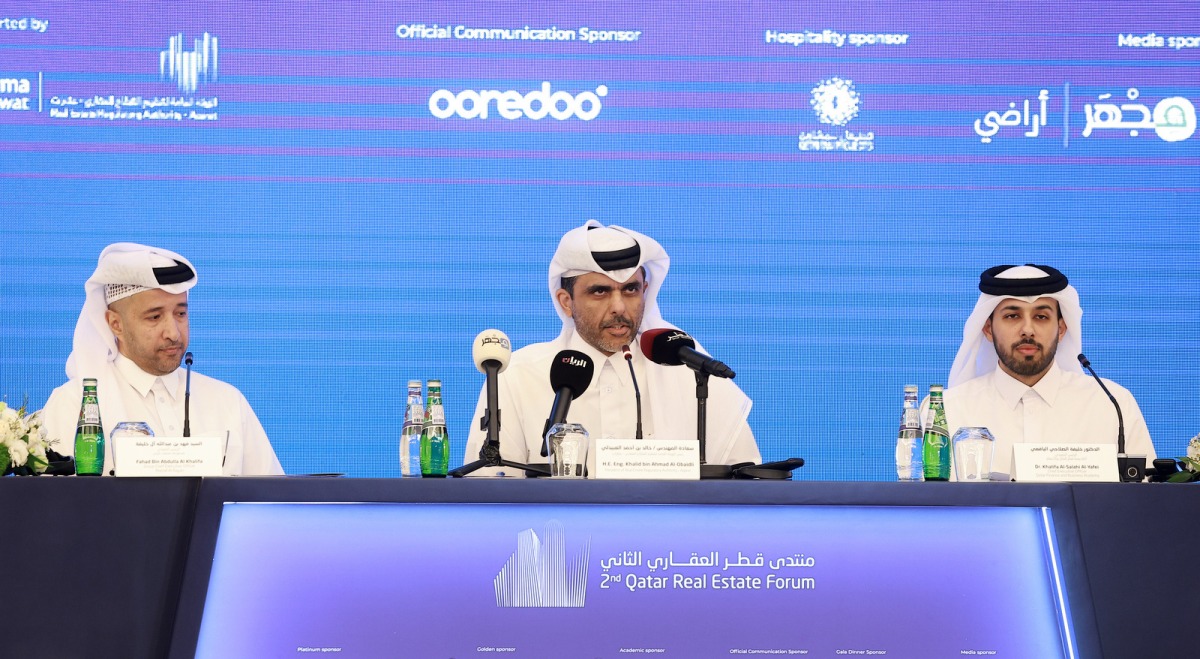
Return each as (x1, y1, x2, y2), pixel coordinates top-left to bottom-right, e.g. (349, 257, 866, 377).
(2, 1, 1197, 479)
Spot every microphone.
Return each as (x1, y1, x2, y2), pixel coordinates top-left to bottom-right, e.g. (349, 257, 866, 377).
(1078, 353, 1140, 482)
(621, 344, 643, 440)
(540, 350, 594, 457)
(640, 328, 735, 379)
(183, 351, 193, 438)
(1077, 354, 1125, 454)
(472, 330, 512, 444)
(452, 330, 550, 478)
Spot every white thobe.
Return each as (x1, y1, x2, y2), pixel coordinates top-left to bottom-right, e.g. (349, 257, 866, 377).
(463, 332, 761, 476)
(942, 361, 1155, 479)
(40, 354, 284, 476)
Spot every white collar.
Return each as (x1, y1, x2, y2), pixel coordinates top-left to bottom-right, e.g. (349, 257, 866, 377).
(114, 353, 183, 400)
(990, 359, 1064, 410)
(565, 331, 639, 390)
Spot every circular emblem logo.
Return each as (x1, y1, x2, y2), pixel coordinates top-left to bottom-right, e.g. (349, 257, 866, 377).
(810, 77, 860, 127)
(1153, 97, 1196, 142)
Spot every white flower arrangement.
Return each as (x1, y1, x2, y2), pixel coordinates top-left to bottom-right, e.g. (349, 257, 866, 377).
(1172, 433, 1200, 482)
(0, 400, 52, 475)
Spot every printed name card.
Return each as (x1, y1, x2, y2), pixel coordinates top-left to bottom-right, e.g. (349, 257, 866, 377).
(593, 439, 700, 480)
(114, 435, 224, 477)
(1012, 443, 1119, 482)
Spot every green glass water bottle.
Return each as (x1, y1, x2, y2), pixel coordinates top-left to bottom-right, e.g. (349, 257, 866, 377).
(420, 379, 449, 477)
(74, 378, 105, 476)
(922, 385, 950, 481)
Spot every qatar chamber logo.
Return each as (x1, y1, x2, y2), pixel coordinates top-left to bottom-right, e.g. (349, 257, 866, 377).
(428, 82, 608, 120)
(494, 521, 590, 608)
(160, 32, 217, 93)
(799, 76, 874, 152)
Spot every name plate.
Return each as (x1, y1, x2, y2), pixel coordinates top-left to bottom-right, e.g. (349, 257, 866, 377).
(593, 439, 700, 480)
(114, 434, 224, 477)
(1012, 443, 1119, 482)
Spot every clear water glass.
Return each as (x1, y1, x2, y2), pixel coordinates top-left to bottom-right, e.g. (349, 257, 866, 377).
(546, 422, 589, 478)
(952, 426, 996, 482)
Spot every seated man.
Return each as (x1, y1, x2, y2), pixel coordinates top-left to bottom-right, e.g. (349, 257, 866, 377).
(463, 221, 761, 475)
(40, 243, 283, 475)
(943, 264, 1155, 479)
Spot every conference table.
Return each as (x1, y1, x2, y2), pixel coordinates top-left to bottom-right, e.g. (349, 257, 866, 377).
(2, 477, 1195, 658)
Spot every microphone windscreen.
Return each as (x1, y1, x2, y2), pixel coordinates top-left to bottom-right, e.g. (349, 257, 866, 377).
(473, 329, 512, 373)
(549, 350, 594, 398)
(184, 351, 194, 366)
(640, 328, 695, 366)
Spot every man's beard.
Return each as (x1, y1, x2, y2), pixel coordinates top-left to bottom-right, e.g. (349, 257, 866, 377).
(996, 336, 1058, 378)
(577, 315, 637, 354)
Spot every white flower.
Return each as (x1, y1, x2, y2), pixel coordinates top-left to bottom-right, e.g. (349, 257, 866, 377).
(1187, 434, 1200, 470)
(6, 435, 28, 467)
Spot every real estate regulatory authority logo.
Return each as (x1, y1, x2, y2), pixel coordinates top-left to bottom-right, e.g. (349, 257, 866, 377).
(160, 32, 218, 93)
(799, 76, 874, 152)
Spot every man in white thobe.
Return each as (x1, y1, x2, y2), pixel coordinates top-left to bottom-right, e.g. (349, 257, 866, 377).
(942, 264, 1155, 480)
(40, 243, 283, 476)
(462, 221, 761, 476)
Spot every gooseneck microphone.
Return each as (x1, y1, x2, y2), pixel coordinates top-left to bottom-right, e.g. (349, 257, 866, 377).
(183, 351, 193, 438)
(540, 350, 595, 457)
(621, 344, 643, 440)
(1078, 353, 1144, 482)
(640, 328, 735, 379)
(1077, 354, 1125, 454)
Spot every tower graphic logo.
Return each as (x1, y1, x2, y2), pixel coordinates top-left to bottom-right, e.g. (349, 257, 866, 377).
(494, 521, 590, 608)
(160, 32, 218, 93)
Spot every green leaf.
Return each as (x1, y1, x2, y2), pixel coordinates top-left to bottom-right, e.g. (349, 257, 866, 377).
(1167, 471, 1197, 483)
(27, 452, 48, 471)
(0, 445, 8, 472)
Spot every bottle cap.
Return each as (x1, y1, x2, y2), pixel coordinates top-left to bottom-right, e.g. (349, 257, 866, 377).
(904, 385, 918, 393)
(408, 380, 421, 388)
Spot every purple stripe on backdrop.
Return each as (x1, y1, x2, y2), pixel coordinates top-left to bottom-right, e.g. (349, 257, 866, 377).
(8, 50, 1199, 87)
(15, 78, 1184, 114)
(9, 112, 1195, 147)
(6, 140, 1200, 167)
(3, 171, 1197, 193)
(11, 1, 1200, 59)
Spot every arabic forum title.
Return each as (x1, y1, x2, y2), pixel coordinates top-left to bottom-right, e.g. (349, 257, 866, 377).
(599, 550, 817, 594)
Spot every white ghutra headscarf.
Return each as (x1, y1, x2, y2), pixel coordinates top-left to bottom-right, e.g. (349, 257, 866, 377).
(547, 220, 673, 342)
(948, 264, 1083, 388)
(66, 243, 198, 381)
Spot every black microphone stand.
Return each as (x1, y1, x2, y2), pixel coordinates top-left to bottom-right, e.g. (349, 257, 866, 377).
(183, 352, 193, 437)
(450, 362, 549, 477)
(1078, 353, 1141, 482)
(693, 369, 734, 479)
(622, 346, 643, 439)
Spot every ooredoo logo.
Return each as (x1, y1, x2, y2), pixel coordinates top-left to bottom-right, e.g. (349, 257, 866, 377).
(428, 82, 608, 120)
